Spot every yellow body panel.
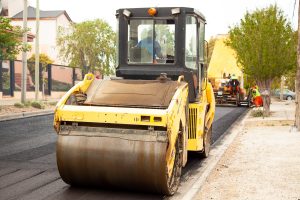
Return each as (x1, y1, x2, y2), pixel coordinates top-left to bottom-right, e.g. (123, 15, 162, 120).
(187, 103, 206, 151)
(165, 82, 189, 172)
(187, 81, 215, 151)
(56, 105, 167, 127)
(54, 74, 94, 131)
(205, 82, 216, 130)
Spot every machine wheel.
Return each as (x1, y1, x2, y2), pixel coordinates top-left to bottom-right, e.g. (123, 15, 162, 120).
(286, 96, 293, 101)
(201, 125, 212, 158)
(164, 134, 183, 195)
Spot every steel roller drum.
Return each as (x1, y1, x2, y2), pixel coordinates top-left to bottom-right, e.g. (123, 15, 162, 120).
(56, 126, 172, 194)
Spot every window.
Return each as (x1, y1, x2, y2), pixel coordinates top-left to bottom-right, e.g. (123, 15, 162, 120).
(199, 22, 205, 62)
(116, 18, 119, 67)
(198, 21, 205, 89)
(185, 16, 197, 69)
(128, 19, 175, 64)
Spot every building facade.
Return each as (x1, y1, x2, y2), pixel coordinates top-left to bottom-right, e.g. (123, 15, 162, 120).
(0, 0, 75, 98)
(1, 0, 72, 64)
(208, 34, 244, 89)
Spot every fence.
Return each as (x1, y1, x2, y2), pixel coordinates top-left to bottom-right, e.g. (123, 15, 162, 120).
(0, 60, 84, 97)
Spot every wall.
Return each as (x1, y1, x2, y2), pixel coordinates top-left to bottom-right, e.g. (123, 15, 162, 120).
(2, 0, 8, 10)
(55, 14, 72, 65)
(208, 35, 243, 81)
(6, 0, 25, 17)
(11, 15, 71, 64)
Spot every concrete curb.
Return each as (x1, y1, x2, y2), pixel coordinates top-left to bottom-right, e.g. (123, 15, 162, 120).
(0, 110, 54, 122)
(180, 108, 251, 200)
(244, 119, 294, 127)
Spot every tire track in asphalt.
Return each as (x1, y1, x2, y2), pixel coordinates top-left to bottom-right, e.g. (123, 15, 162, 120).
(0, 171, 60, 200)
(0, 142, 56, 161)
(0, 169, 43, 189)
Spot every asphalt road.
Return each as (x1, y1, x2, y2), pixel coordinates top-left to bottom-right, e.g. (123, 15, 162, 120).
(0, 106, 247, 200)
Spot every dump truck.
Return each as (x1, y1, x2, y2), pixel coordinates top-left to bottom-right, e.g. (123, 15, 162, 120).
(53, 7, 215, 195)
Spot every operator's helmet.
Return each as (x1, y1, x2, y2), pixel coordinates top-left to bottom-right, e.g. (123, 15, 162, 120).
(231, 74, 237, 79)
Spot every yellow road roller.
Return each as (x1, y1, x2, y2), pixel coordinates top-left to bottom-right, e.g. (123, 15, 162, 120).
(53, 7, 215, 195)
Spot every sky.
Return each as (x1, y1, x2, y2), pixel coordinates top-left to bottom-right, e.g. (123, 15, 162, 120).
(28, 0, 298, 39)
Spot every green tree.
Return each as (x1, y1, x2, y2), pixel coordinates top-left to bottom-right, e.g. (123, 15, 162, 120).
(286, 31, 298, 91)
(57, 19, 116, 76)
(28, 53, 53, 82)
(27, 54, 53, 95)
(0, 17, 29, 60)
(156, 25, 175, 56)
(226, 5, 296, 115)
(275, 31, 298, 91)
(284, 69, 297, 91)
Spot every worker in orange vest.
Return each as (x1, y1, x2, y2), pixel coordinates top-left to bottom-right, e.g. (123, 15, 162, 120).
(251, 85, 263, 107)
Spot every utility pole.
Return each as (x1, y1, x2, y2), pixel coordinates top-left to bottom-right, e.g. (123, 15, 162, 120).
(296, 0, 300, 130)
(21, 0, 28, 103)
(35, 0, 40, 100)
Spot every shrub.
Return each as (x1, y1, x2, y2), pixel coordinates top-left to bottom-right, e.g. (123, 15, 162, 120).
(251, 109, 264, 117)
(31, 101, 45, 109)
(51, 80, 72, 91)
(24, 101, 31, 107)
(14, 102, 24, 108)
(45, 101, 58, 106)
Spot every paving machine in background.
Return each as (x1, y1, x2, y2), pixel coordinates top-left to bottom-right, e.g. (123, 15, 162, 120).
(215, 76, 250, 106)
(53, 7, 215, 195)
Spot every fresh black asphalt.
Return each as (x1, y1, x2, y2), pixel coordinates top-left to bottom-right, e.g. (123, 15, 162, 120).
(0, 106, 247, 199)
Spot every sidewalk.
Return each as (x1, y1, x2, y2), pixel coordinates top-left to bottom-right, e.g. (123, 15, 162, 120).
(0, 97, 58, 121)
(195, 100, 300, 200)
(0, 97, 60, 106)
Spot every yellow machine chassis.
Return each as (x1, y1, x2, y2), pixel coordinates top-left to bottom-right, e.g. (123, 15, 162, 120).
(53, 74, 215, 194)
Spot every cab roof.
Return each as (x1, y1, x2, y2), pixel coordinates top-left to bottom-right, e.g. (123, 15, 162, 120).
(116, 7, 206, 21)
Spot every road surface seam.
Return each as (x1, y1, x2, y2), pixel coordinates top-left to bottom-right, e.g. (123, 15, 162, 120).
(0, 169, 19, 178)
(0, 170, 45, 190)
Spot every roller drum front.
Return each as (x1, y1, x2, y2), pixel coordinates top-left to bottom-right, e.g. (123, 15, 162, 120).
(56, 127, 172, 193)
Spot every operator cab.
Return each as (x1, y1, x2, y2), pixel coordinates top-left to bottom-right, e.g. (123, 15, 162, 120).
(116, 7, 207, 102)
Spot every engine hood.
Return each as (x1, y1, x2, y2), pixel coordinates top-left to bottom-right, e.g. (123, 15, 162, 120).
(84, 79, 182, 108)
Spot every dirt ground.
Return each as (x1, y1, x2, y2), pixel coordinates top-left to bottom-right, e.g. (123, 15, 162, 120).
(196, 125, 300, 200)
(0, 104, 55, 116)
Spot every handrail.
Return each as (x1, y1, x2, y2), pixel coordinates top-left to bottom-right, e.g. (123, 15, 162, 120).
(177, 75, 184, 83)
